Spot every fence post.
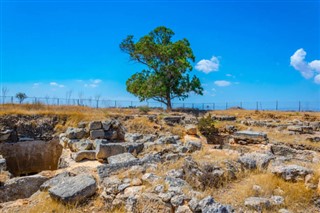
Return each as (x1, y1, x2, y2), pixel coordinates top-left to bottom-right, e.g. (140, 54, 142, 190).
(240, 102, 242, 108)
(298, 101, 301, 112)
(130, 101, 133, 108)
(11, 96, 13, 104)
(276, 100, 278, 111)
(225, 102, 228, 110)
(256, 101, 258, 110)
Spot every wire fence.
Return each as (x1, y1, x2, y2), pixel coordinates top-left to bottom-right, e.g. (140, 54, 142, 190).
(0, 96, 319, 112)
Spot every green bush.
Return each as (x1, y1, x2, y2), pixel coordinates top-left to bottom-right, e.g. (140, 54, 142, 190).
(198, 114, 219, 143)
(138, 105, 150, 114)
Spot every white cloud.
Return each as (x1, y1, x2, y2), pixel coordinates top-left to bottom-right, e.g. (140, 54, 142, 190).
(290, 48, 320, 82)
(315, 74, 320, 84)
(32, 82, 41, 89)
(226, 74, 233, 77)
(310, 60, 320, 73)
(195, 56, 220, 74)
(91, 79, 102, 84)
(50, 82, 65, 88)
(83, 79, 102, 88)
(214, 80, 231, 87)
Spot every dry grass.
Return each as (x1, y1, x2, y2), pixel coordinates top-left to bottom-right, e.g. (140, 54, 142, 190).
(207, 109, 320, 122)
(1, 191, 126, 213)
(211, 172, 315, 212)
(191, 145, 239, 165)
(124, 116, 160, 134)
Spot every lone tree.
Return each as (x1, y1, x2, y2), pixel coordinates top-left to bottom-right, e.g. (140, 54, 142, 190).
(120, 26, 203, 111)
(15, 92, 27, 104)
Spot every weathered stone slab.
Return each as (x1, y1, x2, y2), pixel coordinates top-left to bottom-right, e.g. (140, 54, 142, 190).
(271, 164, 312, 181)
(107, 153, 137, 164)
(72, 150, 96, 162)
(163, 116, 183, 125)
(96, 142, 144, 160)
(212, 115, 236, 121)
(97, 153, 161, 180)
(238, 152, 274, 170)
(233, 131, 268, 144)
(90, 129, 105, 139)
(89, 121, 102, 130)
(65, 127, 86, 139)
(0, 139, 63, 176)
(48, 174, 97, 204)
(0, 175, 48, 202)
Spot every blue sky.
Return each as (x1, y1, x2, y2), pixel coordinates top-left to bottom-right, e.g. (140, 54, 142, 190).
(1, 0, 320, 103)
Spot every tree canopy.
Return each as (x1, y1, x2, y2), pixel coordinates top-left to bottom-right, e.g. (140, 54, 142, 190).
(120, 26, 203, 111)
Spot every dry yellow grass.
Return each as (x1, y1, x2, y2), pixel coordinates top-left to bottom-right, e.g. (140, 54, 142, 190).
(208, 109, 320, 121)
(191, 145, 239, 165)
(2, 191, 126, 213)
(210, 172, 315, 212)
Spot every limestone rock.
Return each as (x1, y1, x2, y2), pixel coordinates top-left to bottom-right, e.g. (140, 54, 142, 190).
(135, 193, 172, 213)
(244, 197, 271, 210)
(49, 174, 97, 204)
(163, 116, 183, 126)
(233, 131, 268, 145)
(176, 205, 193, 213)
(197, 196, 234, 212)
(271, 165, 312, 181)
(125, 133, 144, 142)
(0, 174, 48, 202)
(0, 139, 63, 176)
(238, 152, 274, 170)
(212, 115, 236, 121)
(40, 171, 73, 191)
(89, 121, 102, 130)
(68, 139, 93, 152)
(65, 127, 86, 139)
(185, 140, 202, 153)
(185, 125, 197, 135)
(72, 150, 96, 162)
(108, 153, 137, 164)
(96, 142, 144, 160)
(90, 129, 105, 139)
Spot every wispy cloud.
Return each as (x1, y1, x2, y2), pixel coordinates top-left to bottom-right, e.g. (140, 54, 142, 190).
(50, 82, 65, 88)
(195, 56, 220, 74)
(290, 48, 320, 84)
(214, 80, 231, 87)
(84, 79, 103, 88)
(32, 82, 41, 88)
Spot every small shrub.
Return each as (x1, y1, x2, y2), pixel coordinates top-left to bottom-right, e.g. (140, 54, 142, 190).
(138, 105, 150, 114)
(199, 164, 226, 189)
(198, 114, 219, 144)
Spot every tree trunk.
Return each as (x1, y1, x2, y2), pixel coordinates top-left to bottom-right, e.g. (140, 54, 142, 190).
(166, 96, 172, 111)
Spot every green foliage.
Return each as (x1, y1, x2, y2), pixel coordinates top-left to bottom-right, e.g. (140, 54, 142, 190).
(120, 26, 203, 111)
(15, 92, 27, 104)
(198, 114, 219, 143)
(138, 105, 150, 114)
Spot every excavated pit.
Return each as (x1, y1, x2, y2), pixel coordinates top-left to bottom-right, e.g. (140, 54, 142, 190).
(0, 139, 63, 176)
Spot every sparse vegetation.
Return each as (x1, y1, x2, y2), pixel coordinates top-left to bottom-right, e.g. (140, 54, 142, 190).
(15, 92, 27, 104)
(138, 105, 151, 114)
(198, 113, 219, 144)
